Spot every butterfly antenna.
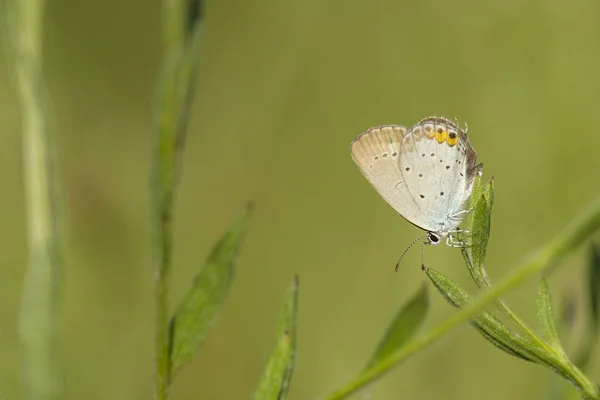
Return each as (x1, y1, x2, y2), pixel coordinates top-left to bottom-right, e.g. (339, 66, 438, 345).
(395, 234, 429, 272)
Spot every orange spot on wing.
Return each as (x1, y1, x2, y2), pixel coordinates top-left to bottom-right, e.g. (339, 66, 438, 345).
(436, 130, 447, 143)
(446, 135, 458, 146)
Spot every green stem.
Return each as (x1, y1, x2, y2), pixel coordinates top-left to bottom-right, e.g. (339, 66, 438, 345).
(561, 361, 599, 400)
(162, 0, 185, 55)
(322, 199, 600, 400)
(153, 1, 191, 399)
(153, 209, 172, 400)
(497, 302, 598, 398)
(11, 0, 64, 399)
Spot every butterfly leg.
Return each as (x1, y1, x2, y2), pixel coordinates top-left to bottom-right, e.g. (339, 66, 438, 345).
(445, 230, 472, 248)
(449, 208, 472, 221)
(445, 235, 464, 248)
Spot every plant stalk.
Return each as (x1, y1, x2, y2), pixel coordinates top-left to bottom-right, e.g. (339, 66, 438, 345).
(153, 0, 193, 399)
(322, 199, 600, 400)
(12, 0, 64, 398)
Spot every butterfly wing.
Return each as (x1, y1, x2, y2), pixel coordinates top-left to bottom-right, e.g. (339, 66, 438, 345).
(444, 129, 482, 226)
(398, 117, 481, 234)
(350, 125, 424, 227)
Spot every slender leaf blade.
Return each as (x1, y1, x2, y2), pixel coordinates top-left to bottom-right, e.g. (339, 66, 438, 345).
(254, 276, 299, 400)
(424, 266, 539, 363)
(466, 172, 484, 232)
(169, 203, 253, 374)
(571, 244, 600, 368)
(465, 176, 494, 272)
(364, 284, 428, 369)
(537, 279, 563, 353)
(461, 175, 496, 290)
(588, 243, 600, 331)
(483, 176, 495, 212)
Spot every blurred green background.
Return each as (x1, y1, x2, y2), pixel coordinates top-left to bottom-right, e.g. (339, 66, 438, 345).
(2, 0, 600, 399)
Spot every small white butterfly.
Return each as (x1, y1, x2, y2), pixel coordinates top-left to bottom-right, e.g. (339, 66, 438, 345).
(350, 117, 483, 267)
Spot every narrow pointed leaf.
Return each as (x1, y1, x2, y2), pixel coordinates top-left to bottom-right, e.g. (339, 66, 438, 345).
(424, 266, 538, 363)
(550, 295, 582, 400)
(537, 279, 563, 353)
(483, 176, 495, 211)
(426, 266, 600, 399)
(571, 244, 600, 368)
(462, 176, 495, 290)
(169, 203, 253, 374)
(185, 0, 203, 39)
(470, 170, 485, 206)
(364, 284, 429, 369)
(460, 174, 481, 274)
(588, 243, 600, 331)
(465, 173, 484, 244)
(254, 276, 299, 400)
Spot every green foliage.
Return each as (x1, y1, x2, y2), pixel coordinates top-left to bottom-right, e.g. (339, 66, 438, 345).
(462, 174, 494, 289)
(537, 279, 563, 353)
(588, 244, 600, 333)
(365, 284, 429, 369)
(426, 178, 599, 400)
(253, 276, 299, 400)
(424, 266, 535, 362)
(321, 177, 600, 400)
(559, 244, 600, 373)
(170, 203, 253, 375)
(10, 2, 600, 399)
(9, 0, 65, 399)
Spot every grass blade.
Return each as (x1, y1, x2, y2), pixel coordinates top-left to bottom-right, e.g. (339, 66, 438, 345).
(254, 276, 299, 400)
(364, 284, 428, 369)
(170, 203, 253, 374)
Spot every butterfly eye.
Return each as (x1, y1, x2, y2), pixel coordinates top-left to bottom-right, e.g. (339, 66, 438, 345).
(427, 232, 442, 245)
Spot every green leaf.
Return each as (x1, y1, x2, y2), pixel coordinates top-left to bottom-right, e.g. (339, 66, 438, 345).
(571, 244, 600, 368)
(469, 169, 485, 208)
(483, 175, 495, 211)
(588, 243, 600, 332)
(185, 0, 203, 40)
(169, 203, 253, 374)
(364, 284, 429, 369)
(424, 266, 539, 363)
(465, 171, 485, 233)
(253, 276, 299, 400)
(462, 175, 494, 289)
(537, 279, 563, 353)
